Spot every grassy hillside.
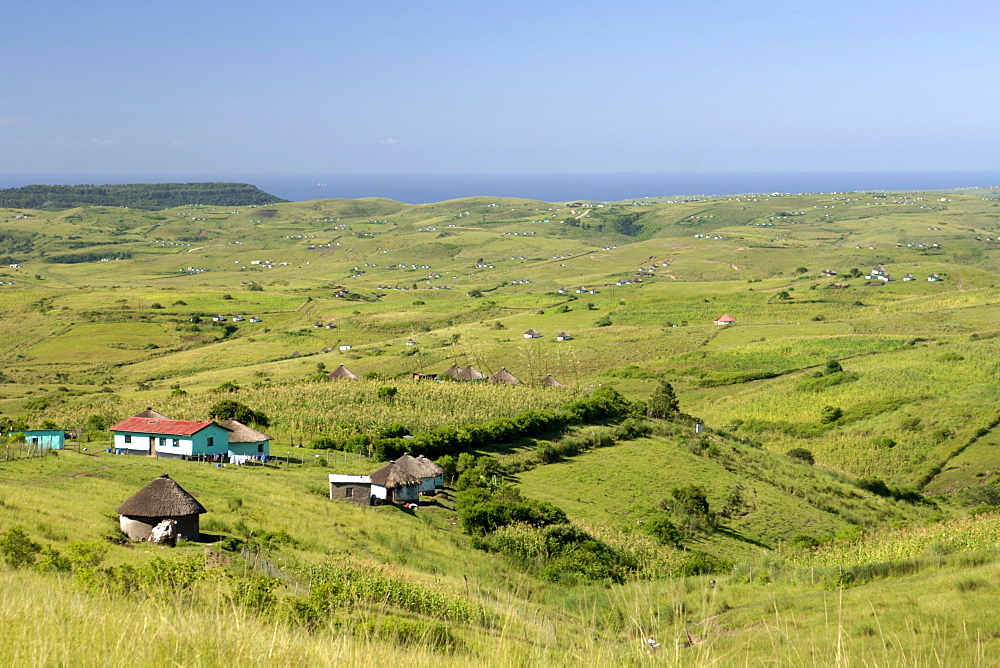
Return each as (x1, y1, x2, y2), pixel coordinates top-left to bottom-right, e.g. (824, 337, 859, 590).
(4, 186, 1000, 663)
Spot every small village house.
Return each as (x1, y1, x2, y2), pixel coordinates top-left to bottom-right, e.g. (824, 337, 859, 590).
(540, 374, 564, 387)
(555, 331, 572, 341)
(116, 473, 207, 542)
(11, 429, 66, 451)
(490, 367, 523, 385)
(110, 416, 232, 460)
(218, 419, 271, 458)
(523, 328, 542, 339)
(110, 410, 271, 460)
(714, 314, 736, 326)
(328, 364, 359, 380)
(456, 365, 485, 381)
(928, 273, 943, 281)
(328, 474, 377, 505)
(394, 453, 445, 493)
(369, 462, 421, 503)
(405, 338, 418, 346)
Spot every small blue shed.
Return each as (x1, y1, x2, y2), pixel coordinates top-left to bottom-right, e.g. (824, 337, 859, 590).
(12, 429, 66, 451)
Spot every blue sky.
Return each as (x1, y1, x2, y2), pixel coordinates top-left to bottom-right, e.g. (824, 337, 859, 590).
(2, 0, 999, 176)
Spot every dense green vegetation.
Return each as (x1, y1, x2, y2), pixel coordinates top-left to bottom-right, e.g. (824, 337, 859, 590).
(4, 185, 1000, 663)
(0, 182, 285, 209)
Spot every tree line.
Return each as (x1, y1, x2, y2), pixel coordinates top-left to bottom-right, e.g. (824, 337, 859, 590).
(0, 183, 287, 210)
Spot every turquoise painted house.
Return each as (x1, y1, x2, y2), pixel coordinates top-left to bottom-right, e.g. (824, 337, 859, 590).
(11, 429, 66, 451)
(110, 416, 233, 460)
(109, 412, 271, 460)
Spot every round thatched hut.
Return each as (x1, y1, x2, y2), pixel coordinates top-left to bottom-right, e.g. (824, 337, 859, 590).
(369, 462, 421, 504)
(328, 364, 359, 380)
(116, 473, 207, 541)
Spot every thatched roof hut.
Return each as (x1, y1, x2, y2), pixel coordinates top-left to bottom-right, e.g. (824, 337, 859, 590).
(218, 419, 272, 443)
(456, 365, 485, 381)
(440, 364, 461, 379)
(540, 374, 564, 387)
(395, 453, 446, 492)
(328, 364, 359, 380)
(132, 407, 170, 419)
(489, 367, 523, 385)
(369, 462, 421, 503)
(116, 474, 207, 542)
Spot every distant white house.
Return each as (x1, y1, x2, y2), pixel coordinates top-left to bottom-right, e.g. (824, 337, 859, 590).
(523, 328, 541, 339)
(556, 331, 572, 341)
(339, 344, 353, 351)
(714, 314, 736, 326)
(928, 273, 943, 282)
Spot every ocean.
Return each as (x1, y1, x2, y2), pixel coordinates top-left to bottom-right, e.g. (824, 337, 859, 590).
(1, 172, 998, 204)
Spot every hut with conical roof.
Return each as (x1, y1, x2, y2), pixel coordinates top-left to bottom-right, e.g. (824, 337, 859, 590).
(395, 453, 446, 493)
(218, 419, 272, 458)
(489, 367, 523, 385)
(440, 364, 461, 380)
(456, 365, 485, 381)
(116, 474, 207, 541)
(369, 461, 421, 503)
(328, 364, 359, 380)
(133, 407, 170, 419)
(540, 374, 564, 387)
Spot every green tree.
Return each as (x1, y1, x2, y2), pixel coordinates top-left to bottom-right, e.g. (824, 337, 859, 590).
(209, 399, 270, 427)
(647, 379, 679, 418)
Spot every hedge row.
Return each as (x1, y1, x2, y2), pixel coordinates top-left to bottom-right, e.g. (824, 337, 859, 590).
(371, 387, 634, 460)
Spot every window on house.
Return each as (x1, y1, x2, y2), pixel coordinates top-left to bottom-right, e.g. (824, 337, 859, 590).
(345, 488, 353, 497)
(207, 437, 214, 447)
(124, 435, 132, 444)
(257, 444, 263, 453)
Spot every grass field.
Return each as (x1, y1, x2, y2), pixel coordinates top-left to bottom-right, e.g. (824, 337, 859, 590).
(3, 187, 1000, 663)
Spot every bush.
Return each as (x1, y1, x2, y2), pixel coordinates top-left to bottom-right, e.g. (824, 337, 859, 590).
(786, 448, 815, 465)
(819, 405, 843, 423)
(676, 550, 731, 576)
(0, 526, 41, 569)
(644, 514, 683, 547)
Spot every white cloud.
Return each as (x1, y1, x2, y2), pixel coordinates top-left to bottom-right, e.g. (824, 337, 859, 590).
(376, 138, 398, 146)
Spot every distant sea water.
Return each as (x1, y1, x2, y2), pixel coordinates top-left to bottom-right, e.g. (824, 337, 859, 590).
(1, 172, 999, 204)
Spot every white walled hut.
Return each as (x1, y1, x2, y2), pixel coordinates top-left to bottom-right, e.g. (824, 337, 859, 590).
(115, 473, 207, 542)
(369, 462, 421, 504)
(394, 453, 446, 493)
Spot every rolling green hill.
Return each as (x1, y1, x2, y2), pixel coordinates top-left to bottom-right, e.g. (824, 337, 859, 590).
(4, 186, 1000, 663)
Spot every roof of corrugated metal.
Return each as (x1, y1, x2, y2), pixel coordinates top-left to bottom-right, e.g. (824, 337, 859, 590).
(109, 417, 225, 436)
